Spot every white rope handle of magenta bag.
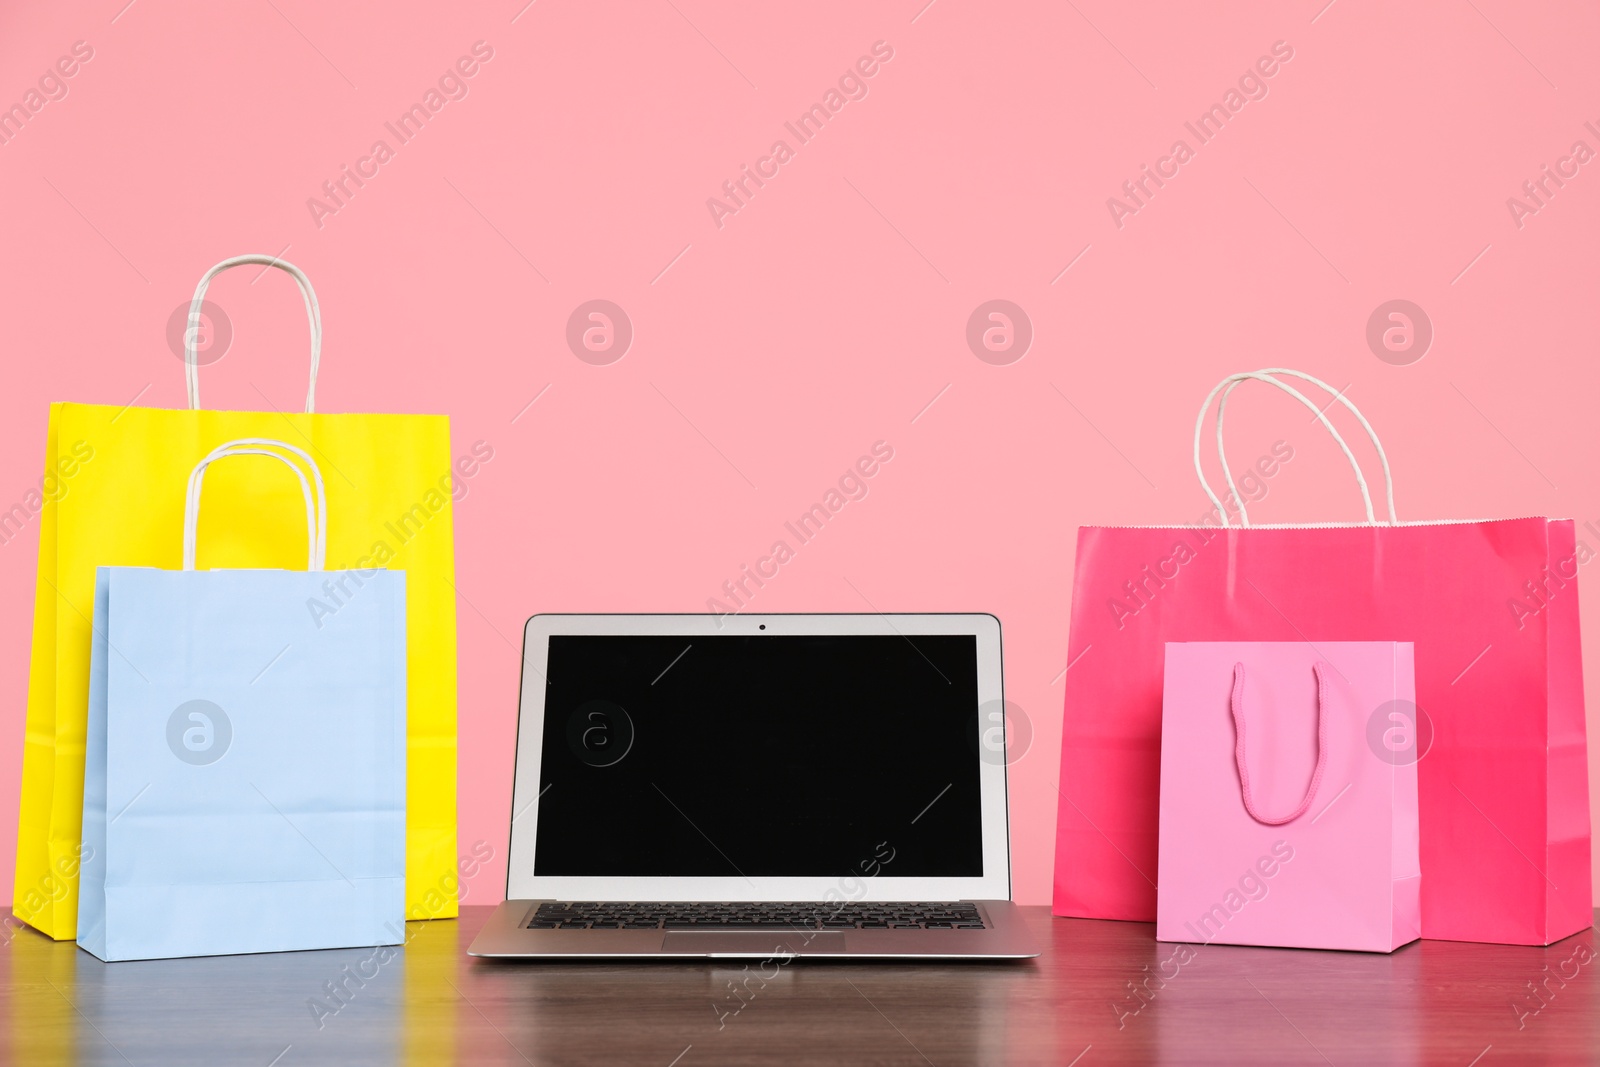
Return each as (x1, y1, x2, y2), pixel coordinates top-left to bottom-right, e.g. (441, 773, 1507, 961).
(1216, 369, 1398, 525)
(182, 441, 327, 572)
(184, 255, 323, 413)
(1193, 368, 1398, 527)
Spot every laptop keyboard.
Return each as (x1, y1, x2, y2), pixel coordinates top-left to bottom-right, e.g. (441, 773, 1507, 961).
(528, 902, 987, 930)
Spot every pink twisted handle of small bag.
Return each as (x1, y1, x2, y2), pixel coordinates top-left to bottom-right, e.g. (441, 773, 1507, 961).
(1230, 661, 1330, 826)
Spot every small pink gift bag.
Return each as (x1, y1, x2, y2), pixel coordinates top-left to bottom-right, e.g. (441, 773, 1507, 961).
(1156, 641, 1420, 952)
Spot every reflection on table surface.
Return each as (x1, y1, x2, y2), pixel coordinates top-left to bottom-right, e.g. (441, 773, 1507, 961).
(1, 906, 1595, 1065)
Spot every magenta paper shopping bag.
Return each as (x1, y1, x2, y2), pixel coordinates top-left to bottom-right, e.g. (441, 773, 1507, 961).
(1157, 642, 1420, 952)
(1052, 369, 1591, 946)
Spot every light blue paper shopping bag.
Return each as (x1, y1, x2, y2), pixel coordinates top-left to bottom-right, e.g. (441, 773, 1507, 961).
(77, 440, 406, 961)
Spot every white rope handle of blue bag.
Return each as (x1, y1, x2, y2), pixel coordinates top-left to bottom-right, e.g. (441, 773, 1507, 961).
(1193, 368, 1399, 527)
(184, 255, 323, 414)
(182, 439, 328, 572)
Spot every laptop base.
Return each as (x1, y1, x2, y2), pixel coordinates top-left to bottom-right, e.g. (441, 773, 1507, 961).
(468, 898, 1041, 959)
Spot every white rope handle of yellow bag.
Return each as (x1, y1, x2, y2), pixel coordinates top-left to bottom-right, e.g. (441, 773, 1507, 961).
(183, 441, 327, 572)
(184, 255, 323, 413)
(1193, 368, 1399, 527)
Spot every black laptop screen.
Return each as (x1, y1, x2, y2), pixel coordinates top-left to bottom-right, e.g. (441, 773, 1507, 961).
(530, 633, 984, 877)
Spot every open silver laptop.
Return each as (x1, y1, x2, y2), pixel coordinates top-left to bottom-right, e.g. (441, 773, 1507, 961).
(468, 613, 1040, 959)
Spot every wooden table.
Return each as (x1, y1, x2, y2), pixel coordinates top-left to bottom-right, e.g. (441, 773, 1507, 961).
(2, 905, 1595, 1065)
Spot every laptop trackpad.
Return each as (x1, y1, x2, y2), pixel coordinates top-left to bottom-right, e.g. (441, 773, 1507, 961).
(661, 931, 847, 956)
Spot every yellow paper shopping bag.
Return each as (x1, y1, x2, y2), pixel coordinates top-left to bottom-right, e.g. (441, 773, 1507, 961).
(13, 255, 458, 938)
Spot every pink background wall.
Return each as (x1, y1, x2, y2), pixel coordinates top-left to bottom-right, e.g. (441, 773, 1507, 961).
(1, 0, 1596, 908)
